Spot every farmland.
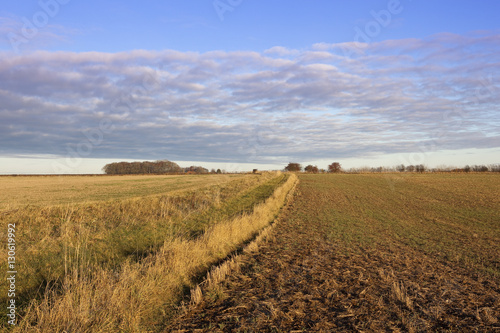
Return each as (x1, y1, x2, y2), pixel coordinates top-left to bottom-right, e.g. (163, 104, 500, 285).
(1, 172, 499, 332)
(171, 173, 499, 332)
(0, 172, 296, 332)
(0, 174, 245, 209)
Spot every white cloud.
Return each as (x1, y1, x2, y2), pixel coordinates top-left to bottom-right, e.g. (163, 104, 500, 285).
(0, 32, 499, 170)
(264, 46, 299, 56)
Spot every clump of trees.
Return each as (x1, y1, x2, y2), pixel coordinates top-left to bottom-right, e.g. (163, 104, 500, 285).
(488, 164, 500, 172)
(348, 164, 500, 173)
(396, 164, 426, 173)
(102, 160, 182, 175)
(304, 165, 319, 173)
(284, 163, 302, 172)
(398, 164, 496, 173)
(183, 166, 209, 174)
(283, 161, 500, 174)
(285, 162, 341, 173)
(449, 165, 490, 173)
(102, 160, 212, 175)
(470, 165, 489, 172)
(328, 162, 342, 173)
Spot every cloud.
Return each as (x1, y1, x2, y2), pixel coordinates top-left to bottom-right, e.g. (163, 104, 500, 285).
(264, 46, 299, 56)
(0, 32, 499, 167)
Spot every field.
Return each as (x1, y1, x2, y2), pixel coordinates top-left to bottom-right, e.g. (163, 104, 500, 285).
(0, 172, 296, 332)
(0, 174, 245, 209)
(1, 173, 499, 332)
(171, 173, 499, 332)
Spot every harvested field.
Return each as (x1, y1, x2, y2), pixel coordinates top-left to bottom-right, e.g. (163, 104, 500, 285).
(0, 172, 298, 332)
(170, 173, 500, 332)
(0, 174, 244, 209)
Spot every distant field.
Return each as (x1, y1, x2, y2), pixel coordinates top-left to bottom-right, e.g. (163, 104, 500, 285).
(304, 173, 500, 276)
(0, 174, 243, 209)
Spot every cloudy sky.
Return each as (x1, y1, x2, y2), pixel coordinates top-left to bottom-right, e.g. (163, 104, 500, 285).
(1, 0, 499, 173)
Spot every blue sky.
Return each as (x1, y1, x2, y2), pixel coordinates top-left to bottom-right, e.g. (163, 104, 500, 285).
(0, 0, 499, 173)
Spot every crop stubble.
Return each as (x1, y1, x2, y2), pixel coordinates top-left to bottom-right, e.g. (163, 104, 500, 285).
(170, 173, 499, 332)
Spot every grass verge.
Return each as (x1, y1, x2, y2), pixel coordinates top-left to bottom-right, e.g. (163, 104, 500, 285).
(6, 173, 296, 332)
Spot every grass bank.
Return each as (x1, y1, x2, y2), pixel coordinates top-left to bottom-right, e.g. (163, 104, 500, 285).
(2, 172, 297, 332)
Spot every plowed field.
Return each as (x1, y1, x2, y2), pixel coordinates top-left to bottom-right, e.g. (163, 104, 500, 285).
(169, 174, 499, 332)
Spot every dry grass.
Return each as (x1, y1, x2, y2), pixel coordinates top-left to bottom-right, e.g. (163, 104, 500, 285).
(0, 173, 276, 303)
(392, 281, 413, 310)
(0, 174, 243, 210)
(190, 174, 298, 306)
(1, 172, 297, 332)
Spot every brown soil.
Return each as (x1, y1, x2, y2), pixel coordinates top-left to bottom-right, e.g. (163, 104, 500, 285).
(167, 178, 499, 332)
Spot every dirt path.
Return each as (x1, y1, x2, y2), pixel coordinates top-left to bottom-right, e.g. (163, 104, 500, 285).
(168, 177, 499, 332)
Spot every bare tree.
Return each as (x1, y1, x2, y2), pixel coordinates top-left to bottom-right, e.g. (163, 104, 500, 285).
(489, 164, 500, 172)
(472, 165, 488, 172)
(328, 162, 342, 173)
(415, 164, 426, 173)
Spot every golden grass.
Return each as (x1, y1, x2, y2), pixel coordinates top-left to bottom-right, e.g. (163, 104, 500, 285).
(3, 172, 297, 332)
(2, 174, 246, 313)
(0, 173, 276, 305)
(190, 174, 299, 306)
(0, 174, 244, 210)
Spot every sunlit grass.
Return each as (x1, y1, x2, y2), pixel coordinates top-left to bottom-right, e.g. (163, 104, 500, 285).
(0, 174, 244, 209)
(0, 172, 297, 332)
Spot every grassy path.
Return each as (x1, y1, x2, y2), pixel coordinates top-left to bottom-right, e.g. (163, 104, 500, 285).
(169, 174, 499, 332)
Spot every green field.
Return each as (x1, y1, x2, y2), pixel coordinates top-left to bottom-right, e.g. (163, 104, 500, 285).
(299, 173, 499, 277)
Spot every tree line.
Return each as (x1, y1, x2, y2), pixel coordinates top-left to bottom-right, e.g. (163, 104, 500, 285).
(284, 162, 500, 173)
(102, 160, 210, 175)
(284, 162, 342, 173)
(102, 160, 499, 175)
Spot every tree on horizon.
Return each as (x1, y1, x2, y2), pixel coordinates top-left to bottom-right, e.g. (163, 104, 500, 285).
(304, 165, 319, 173)
(328, 162, 342, 173)
(284, 162, 302, 172)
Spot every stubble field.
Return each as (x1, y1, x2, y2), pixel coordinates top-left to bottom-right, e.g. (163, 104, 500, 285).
(1, 172, 498, 332)
(0, 174, 246, 210)
(171, 173, 499, 332)
(0, 172, 296, 332)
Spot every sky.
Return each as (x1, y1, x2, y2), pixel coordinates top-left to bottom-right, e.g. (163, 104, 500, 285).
(0, 0, 499, 174)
